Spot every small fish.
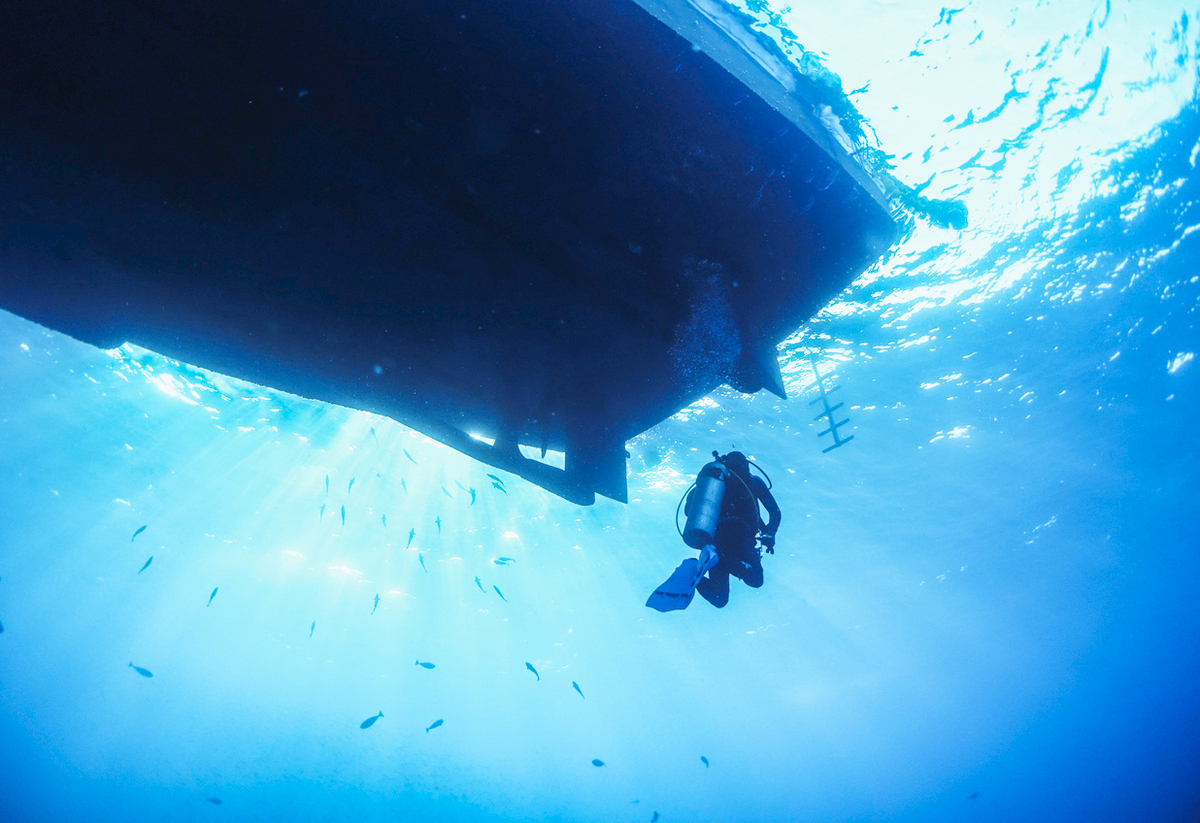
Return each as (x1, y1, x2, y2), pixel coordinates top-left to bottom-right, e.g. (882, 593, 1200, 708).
(371, 594, 380, 614)
(137, 556, 153, 574)
(474, 576, 486, 593)
(419, 553, 427, 573)
(407, 528, 416, 549)
(572, 681, 585, 699)
(381, 514, 387, 529)
(486, 473, 505, 487)
(325, 474, 329, 496)
(207, 587, 218, 607)
(455, 480, 468, 491)
(494, 585, 507, 602)
(525, 662, 539, 681)
(404, 449, 417, 464)
(340, 505, 345, 526)
(591, 759, 605, 767)
(493, 559, 506, 566)
(701, 756, 709, 768)
(469, 488, 476, 506)
(415, 660, 435, 669)
(310, 620, 316, 638)
(401, 478, 408, 494)
(435, 516, 442, 534)
(207, 798, 223, 805)
(0, 620, 4, 634)
(369, 426, 378, 442)
(360, 711, 383, 729)
(348, 477, 355, 494)
(652, 813, 659, 822)
(498, 557, 516, 564)
(129, 661, 153, 678)
(491, 481, 507, 494)
(319, 503, 325, 521)
(131, 525, 147, 542)
(968, 792, 979, 800)
(426, 718, 443, 733)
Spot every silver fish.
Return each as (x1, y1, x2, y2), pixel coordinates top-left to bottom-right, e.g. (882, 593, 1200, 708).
(360, 711, 383, 729)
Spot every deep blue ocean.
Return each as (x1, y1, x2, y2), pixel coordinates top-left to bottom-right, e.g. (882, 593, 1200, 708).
(1, 2, 1198, 821)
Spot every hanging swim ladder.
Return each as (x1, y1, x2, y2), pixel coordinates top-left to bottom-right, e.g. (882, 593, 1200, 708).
(809, 359, 855, 453)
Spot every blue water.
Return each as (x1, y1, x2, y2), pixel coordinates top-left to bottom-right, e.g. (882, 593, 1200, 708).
(2, 2, 1199, 821)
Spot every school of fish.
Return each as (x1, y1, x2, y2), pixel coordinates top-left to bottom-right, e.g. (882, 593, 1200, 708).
(38, 438, 713, 812)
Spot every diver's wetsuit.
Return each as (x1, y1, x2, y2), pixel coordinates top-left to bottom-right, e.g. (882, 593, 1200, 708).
(695, 471, 780, 609)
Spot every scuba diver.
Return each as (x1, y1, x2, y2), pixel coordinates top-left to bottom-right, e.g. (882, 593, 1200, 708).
(646, 450, 780, 611)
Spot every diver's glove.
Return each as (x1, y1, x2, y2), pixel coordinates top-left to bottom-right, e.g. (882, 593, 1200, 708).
(759, 534, 775, 554)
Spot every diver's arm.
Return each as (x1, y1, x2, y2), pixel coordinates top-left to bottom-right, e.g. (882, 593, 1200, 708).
(754, 478, 781, 535)
(753, 478, 781, 553)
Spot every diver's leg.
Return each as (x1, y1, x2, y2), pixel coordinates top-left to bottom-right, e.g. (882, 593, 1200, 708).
(727, 538, 763, 588)
(696, 566, 730, 608)
(726, 559, 762, 588)
(718, 518, 762, 590)
(739, 553, 764, 588)
(700, 519, 752, 608)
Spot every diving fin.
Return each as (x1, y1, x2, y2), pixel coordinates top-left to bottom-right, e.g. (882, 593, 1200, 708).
(646, 558, 699, 612)
(645, 548, 719, 613)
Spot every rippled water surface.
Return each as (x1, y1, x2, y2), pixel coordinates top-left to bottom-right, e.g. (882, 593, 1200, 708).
(1, 2, 1198, 821)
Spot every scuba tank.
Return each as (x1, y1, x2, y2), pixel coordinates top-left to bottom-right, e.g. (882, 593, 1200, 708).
(682, 455, 730, 549)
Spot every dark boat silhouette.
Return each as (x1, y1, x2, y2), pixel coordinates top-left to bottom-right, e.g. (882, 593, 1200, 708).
(0, 0, 897, 503)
